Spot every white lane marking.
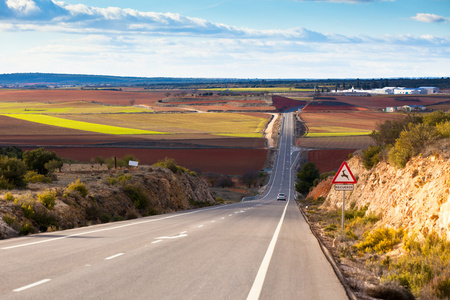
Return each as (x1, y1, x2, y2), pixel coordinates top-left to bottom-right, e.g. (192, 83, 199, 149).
(221, 217, 225, 220)
(229, 214, 233, 217)
(198, 225, 204, 228)
(246, 199, 289, 300)
(211, 220, 216, 223)
(105, 253, 124, 260)
(13, 279, 51, 292)
(152, 240, 162, 244)
(155, 232, 188, 240)
(1, 204, 232, 250)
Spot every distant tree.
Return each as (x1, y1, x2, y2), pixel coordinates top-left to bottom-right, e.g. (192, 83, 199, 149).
(165, 92, 171, 98)
(23, 148, 61, 175)
(96, 156, 105, 166)
(44, 159, 64, 174)
(215, 176, 234, 188)
(0, 146, 23, 159)
(239, 171, 259, 188)
(295, 162, 320, 194)
(129, 99, 136, 106)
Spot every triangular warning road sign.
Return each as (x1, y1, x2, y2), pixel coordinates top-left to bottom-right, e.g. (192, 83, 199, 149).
(332, 161, 357, 184)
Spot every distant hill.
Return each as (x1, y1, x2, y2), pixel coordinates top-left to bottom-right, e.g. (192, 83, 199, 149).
(0, 73, 449, 89)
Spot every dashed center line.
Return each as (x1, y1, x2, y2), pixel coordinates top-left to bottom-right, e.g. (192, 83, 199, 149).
(13, 279, 51, 292)
(105, 253, 124, 260)
(198, 225, 204, 228)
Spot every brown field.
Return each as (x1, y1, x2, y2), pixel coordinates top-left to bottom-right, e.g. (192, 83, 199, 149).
(324, 95, 450, 109)
(44, 147, 268, 175)
(300, 111, 404, 132)
(297, 136, 374, 149)
(308, 149, 356, 173)
(0, 89, 168, 106)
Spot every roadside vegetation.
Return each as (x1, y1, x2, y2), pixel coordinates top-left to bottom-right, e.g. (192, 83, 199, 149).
(300, 195, 450, 299)
(363, 111, 450, 169)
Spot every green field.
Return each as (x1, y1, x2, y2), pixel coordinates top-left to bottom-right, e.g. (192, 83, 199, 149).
(0, 101, 151, 114)
(3, 114, 168, 135)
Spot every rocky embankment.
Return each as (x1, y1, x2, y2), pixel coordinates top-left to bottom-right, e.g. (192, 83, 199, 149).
(319, 153, 450, 239)
(0, 166, 216, 239)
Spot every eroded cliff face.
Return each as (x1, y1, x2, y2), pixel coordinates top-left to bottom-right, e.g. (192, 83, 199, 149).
(321, 155, 450, 239)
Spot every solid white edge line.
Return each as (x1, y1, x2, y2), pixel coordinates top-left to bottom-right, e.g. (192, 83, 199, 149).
(246, 199, 289, 300)
(105, 253, 124, 260)
(13, 279, 51, 292)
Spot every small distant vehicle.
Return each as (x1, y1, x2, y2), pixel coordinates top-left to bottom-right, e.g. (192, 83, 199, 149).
(277, 193, 286, 201)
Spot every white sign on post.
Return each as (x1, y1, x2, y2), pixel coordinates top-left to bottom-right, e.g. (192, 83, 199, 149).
(128, 160, 139, 167)
(332, 161, 357, 231)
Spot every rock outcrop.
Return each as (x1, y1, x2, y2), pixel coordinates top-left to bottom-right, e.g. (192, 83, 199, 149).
(321, 154, 450, 240)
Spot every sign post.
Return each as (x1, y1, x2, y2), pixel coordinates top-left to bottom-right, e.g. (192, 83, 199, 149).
(332, 161, 357, 231)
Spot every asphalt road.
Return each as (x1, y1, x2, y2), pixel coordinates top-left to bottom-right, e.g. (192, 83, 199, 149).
(0, 113, 348, 300)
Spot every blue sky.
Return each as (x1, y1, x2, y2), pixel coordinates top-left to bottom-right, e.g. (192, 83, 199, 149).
(0, 0, 449, 78)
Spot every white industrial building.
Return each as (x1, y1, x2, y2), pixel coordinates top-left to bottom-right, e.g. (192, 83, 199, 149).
(333, 86, 439, 95)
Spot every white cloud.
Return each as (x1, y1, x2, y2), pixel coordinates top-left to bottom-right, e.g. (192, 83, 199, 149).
(411, 13, 449, 23)
(6, 0, 40, 14)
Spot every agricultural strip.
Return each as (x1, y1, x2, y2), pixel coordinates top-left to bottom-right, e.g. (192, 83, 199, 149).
(2, 114, 168, 135)
(59, 113, 270, 138)
(0, 101, 151, 114)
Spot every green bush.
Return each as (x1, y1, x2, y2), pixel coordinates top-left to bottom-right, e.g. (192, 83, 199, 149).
(23, 148, 61, 175)
(0, 156, 28, 188)
(25, 171, 52, 183)
(33, 205, 59, 232)
(19, 221, 35, 235)
(122, 183, 150, 210)
(37, 190, 56, 209)
(295, 162, 320, 194)
(383, 232, 450, 297)
(66, 179, 88, 198)
(2, 213, 16, 226)
(362, 145, 382, 169)
(389, 123, 438, 168)
(153, 157, 196, 176)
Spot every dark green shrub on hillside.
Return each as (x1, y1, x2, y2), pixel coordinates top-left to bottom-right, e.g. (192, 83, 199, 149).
(23, 148, 62, 175)
(122, 183, 150, 210)
(0, 146, 23, 159)
(295, 162, 320, 194)
(0, 156, 27, 188)
(388, 123, 438, 168)
(362, 145, 382, 169)
(153, 157, 197, 176)
(370, 116, 422, 147)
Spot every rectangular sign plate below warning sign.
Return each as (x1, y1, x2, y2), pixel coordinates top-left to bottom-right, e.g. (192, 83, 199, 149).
(334, 184, 354, 191)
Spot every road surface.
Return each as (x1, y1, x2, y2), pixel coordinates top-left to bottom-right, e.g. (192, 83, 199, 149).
(0, 113, 348, 300)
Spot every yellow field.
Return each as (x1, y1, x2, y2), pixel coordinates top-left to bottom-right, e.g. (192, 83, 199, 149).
(3, 114, 168, 135)
(61, 113, 270, 138)
(200, 87, 314, 92)
(0, 101, 151, 114)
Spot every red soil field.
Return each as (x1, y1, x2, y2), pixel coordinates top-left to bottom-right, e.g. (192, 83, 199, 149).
(0, 89, 166, 106)
(324, 95, 450, 109)
(272, 95, 307, 111)
(44, 147, 268, 175)
(308, 149, 356, 173)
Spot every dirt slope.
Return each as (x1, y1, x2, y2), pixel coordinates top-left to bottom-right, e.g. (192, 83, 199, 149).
(322, 154, 450, 239)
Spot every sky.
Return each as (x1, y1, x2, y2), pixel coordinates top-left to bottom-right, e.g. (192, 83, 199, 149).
(0, 0, 449, 79)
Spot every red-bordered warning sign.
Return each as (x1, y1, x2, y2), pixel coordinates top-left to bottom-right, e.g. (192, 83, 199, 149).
(332, 161, 357, 184)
